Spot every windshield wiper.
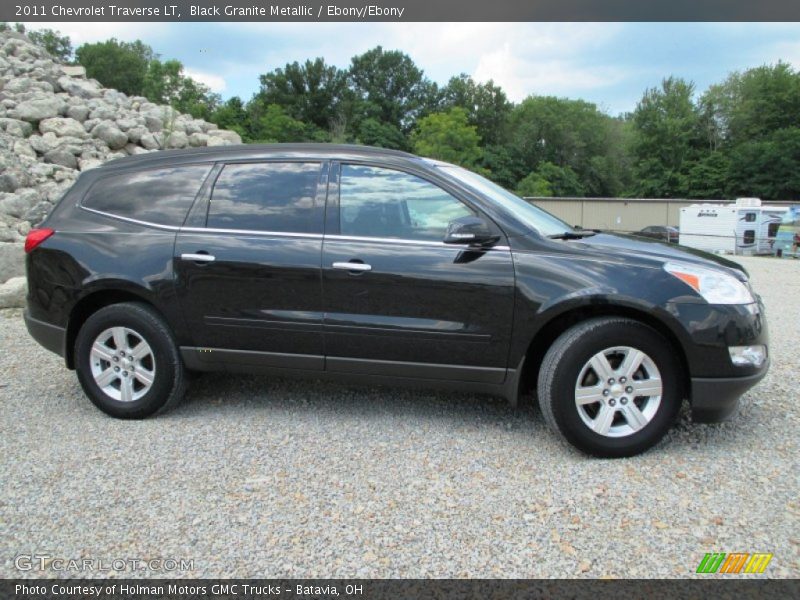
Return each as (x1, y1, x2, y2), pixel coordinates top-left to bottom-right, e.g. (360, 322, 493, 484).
(548, 230, 597, 240)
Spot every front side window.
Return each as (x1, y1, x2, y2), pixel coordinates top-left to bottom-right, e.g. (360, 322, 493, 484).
(207, 162, 322, 233)
(339, 165, 472, 241)
(83, 165, 212, 227)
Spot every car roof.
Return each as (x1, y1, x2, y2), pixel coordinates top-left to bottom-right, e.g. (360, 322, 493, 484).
(99, 143, 424, 172)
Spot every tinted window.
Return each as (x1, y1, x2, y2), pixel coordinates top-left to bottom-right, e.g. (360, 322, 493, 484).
(339, 165, 472, 241)
(84, 165, 211, 227)
(208, 162, 322, 233)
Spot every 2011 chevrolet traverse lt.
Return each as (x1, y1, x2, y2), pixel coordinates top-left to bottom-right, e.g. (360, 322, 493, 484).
(23, 144, 769, 457)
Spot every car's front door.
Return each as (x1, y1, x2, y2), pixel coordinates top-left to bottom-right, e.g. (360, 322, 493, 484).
(321, 163, 515, 383)
(174, 160, 327, 371)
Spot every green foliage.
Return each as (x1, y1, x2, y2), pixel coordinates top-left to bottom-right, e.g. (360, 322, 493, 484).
(703, 63, 800, 146)
(75, 39, 155, 96)
(348, 46, 438, 133)
(507, 96, 626, 197)
(30, 27, 799, 201)
(440, 74, 512, 146)
(517, 162, 585, 197)
(356, 118, 407, 150)
(516, 172, 552, 197)
(256, 58, 348, 131)
(685, 151, 730, 199)
(726, 128, 800, 200)
(143, 59, 219, 120)
(248, 104, 323, 143)
(28, 28, 73, 62)
(630, 77, 701, 197)
(411, 108, 482, 167)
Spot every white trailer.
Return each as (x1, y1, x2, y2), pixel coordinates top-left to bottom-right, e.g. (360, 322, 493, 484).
(679, 199, 788, 255)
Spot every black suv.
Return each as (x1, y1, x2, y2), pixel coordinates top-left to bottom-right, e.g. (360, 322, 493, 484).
(24, 144, 769, 457)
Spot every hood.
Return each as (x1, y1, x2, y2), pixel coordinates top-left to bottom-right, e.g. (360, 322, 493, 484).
(569, 233, 748, 279)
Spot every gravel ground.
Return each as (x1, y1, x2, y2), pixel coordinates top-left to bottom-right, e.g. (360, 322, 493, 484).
(0, 256, 798, 579)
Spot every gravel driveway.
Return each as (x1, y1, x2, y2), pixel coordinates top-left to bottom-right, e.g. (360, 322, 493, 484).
(1, 256, 798, 579)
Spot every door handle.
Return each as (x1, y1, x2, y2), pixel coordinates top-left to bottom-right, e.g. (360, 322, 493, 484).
(181, 253, 216, 263)
(332, 261, 371, 272)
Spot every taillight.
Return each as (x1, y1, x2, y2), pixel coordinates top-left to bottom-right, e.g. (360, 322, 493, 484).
(24, 228, 55, 253)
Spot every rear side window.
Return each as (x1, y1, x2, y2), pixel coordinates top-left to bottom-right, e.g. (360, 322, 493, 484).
(207, 162, 323, 234)
(83, 165, 212, 227)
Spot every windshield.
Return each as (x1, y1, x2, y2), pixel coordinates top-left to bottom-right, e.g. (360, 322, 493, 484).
(438, 165, 574, 237)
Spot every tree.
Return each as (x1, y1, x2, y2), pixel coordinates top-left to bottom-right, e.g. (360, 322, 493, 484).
(248, 104, 322, 143)
(142, 59, 219, 120)
(348, 46, 438, 133)
(726, 128, 800, 200)
(702, 63, 800, 147)
(685, 152, 730, 199)
(440, 74, 512, 146)
(27, 28, 73, 62)
(75, 39, 155, 96)
(211, 96, 248, 139)
(508, 96, 625, 196)
(516, 172, 552, 197)
(356, 118, 407, 150)
(517, 162, 584, 197)
(629, 77, 701, 197)
(411, 108, 482, 167)
(256, 58, 349, 131)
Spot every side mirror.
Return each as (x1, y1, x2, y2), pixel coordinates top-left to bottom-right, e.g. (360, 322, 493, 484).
(443, 215, 500, 246)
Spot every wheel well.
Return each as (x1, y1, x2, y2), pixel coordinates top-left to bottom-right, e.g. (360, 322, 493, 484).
(519, 306, 691, 402)
(65, 290, 155, 369)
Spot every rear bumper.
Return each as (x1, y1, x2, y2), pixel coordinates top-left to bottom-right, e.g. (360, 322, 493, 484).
(24, 310, 66, 358)
(690, 361, 769, 423)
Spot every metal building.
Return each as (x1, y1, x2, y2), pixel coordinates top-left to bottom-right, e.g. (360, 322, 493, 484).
(527, 196, 790, 234)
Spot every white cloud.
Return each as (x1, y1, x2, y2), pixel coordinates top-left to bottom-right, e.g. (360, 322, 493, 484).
(217, 23, 630, 101)
(23, 22, 170, 45)
(184, 68, 227, 92)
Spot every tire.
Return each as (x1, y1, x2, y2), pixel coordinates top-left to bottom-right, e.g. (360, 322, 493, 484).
(74, 302, 186, 419)
(537, 317, 682, 458)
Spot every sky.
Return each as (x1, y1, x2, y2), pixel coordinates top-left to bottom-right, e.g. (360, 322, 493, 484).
(23, 22, 800, 115)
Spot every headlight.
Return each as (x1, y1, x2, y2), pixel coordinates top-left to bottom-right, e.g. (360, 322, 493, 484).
(663, 262, 754, 304)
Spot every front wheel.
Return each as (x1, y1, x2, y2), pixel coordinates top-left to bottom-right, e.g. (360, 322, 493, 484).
(74, 302, 186, 419)
(537, 317, 683, 457)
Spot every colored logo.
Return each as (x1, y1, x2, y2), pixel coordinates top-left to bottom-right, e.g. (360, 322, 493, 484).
(696, 552, 773, 574)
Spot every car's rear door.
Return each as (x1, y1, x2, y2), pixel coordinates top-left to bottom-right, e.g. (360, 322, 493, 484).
(321, 162, 515, 383)
(174, 160, 327, 371)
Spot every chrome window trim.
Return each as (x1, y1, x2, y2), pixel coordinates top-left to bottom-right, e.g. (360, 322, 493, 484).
(77, 209, 510, 250)
(324, 234, 510, 251)
(79, 206, 181, 231)
(181, 226, 324, 239)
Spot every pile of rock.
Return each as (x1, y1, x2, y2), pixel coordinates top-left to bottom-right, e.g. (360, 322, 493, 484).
(0, 31, 242, 307)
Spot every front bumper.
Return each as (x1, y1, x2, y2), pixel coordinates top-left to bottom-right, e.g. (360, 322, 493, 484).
(24, 310, 66, 358)
(690, 360, 770, 422)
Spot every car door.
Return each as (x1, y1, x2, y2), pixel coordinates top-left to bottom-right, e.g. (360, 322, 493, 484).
(174, 160, 327, 371)
(321, 162, 515, 384)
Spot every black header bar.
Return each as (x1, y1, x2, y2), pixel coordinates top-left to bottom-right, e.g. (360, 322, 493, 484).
(5, 0, 800, 22)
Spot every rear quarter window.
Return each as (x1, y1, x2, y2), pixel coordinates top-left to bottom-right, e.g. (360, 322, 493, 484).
(82, 165, 212, 227)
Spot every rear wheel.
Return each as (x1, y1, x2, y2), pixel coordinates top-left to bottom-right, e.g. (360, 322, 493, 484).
(537, 317, 682, 457)
(75, 302, 186, 418)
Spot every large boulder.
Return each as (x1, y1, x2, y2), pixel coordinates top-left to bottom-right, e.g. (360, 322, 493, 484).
(0, 242, 25, 281)
(90, 121, 128, 150)
(0, 118, 33, 138)
(208, 129, 242, 144)
(0, 276, 26, 308)
(57, 76, 102, 99)
(14, 95, 63, 122)
(39, 117, 89, 139)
